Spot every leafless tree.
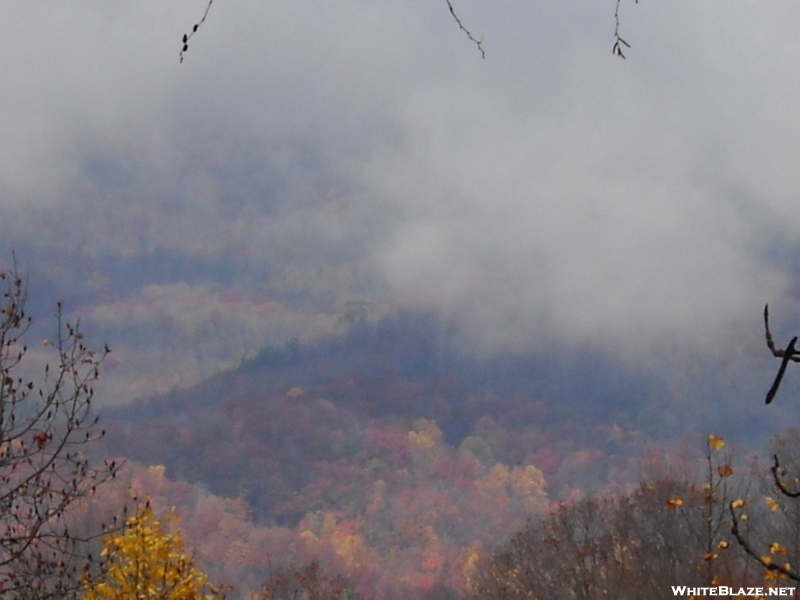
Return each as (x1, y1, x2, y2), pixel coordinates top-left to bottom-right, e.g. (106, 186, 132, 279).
(0, 261, 119, 599)
(255, 560, 362, 600)
(470, 471, 755, 599)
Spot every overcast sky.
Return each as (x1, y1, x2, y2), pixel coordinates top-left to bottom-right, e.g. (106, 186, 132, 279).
(2, 0, 800, 374)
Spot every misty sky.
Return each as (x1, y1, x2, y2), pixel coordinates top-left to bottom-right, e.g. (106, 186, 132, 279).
(2, 0, 800, 388)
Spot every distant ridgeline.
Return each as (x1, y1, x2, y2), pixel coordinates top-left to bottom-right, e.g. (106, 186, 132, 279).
(94, 309, 750, 598)
(100, 311, 679, 504)
(244, 310, 670, 435)
(112, 309, 668, 442)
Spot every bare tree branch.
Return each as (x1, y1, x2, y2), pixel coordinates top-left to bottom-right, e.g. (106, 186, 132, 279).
(446, 0, 485, 59)
(730, 502, 800, 583)
(763, 305, 800, 404)
(177, 0, 653, 65)
(179, 0, 485, 63)
(770, 454, 800, 499)
(730, 307, 800, 584)
(612, 0, 634, 59)
(180, 0, 214, 64)
(0, 261, 119, 599)
(767, 337, 798, 405)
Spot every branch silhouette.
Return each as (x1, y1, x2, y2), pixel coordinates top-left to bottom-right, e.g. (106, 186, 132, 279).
(179, 0, 484, 63)
(763, 304, 800, 404)
(180, 0, 213, 64)
(445, 0, 485, 58)
(612, 0, 634, 59)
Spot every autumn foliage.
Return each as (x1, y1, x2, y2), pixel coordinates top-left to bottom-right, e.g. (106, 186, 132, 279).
(9, 272, 800, 599)
(82, 502, 227, 600)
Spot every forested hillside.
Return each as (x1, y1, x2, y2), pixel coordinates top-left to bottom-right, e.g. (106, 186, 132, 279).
(5, 2, 800, 597)
(102, 310, 683, 505)
(95, 311, 713, 597)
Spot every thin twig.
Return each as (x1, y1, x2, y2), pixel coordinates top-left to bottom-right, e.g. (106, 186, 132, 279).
(764, 305, 800, 363)
(446, 0, 485, 59)
(612, 0, 632, 59)
(730, 503, 800, 582)
(771, 454, 800, 499)
(180, 0, 214, 64)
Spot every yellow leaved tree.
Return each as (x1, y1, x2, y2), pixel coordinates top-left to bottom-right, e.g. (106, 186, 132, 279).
(82, 502, 227, 600)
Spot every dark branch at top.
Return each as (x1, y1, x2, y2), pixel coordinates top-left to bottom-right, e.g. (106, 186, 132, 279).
(446, 0, 485, 59)
(764, 304, 800, 404)
(180, 0, 214, 64)
(612, 0, 634, 59)
(177, 0, 645, 65)
(179, 0, 484, 64)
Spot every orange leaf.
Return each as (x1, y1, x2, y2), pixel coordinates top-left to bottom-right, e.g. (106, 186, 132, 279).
(716, 465, 733, 477)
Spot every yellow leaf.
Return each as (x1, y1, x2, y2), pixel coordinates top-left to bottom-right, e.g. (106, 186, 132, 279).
(766, 497, 780, 512)
(718, 540, 729, 549)
(667, 498, 684, 509)
(708, 435, 725, 450)
(731, 498, 745, 509)
(769, 542, 787, 555)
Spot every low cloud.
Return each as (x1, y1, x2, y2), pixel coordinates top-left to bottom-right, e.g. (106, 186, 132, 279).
(1, 1, 800, 371)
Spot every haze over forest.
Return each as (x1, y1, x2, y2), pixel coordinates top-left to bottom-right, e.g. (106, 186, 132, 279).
(2, 0, 800, 428)
(2, 1, 800, 596)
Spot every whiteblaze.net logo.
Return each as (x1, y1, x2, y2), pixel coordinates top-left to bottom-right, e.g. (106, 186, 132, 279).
(671, 586, 796, 597)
